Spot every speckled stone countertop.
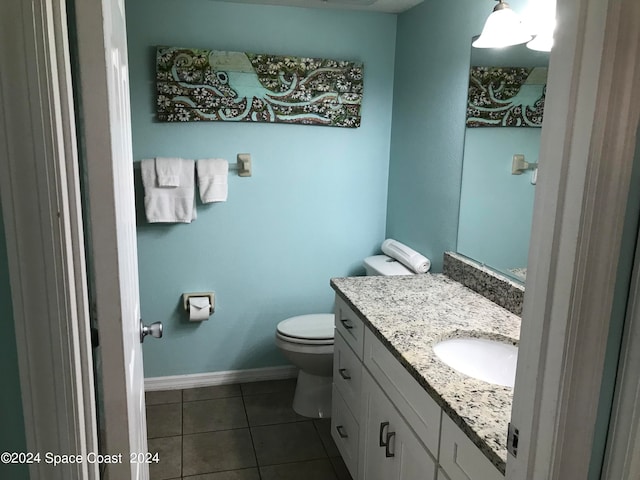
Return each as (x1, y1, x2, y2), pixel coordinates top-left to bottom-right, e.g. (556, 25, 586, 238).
(330, 274, 521, 474)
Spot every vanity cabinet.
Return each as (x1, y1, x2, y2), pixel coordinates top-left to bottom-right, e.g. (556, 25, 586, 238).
(332, 297, 366, 478)
(331, 295, 505, 480)
(439, 415, 503, 480)
(360, 370, 436, 480)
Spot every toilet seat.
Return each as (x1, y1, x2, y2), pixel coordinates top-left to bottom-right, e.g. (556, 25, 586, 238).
(276, 314, 334, 345)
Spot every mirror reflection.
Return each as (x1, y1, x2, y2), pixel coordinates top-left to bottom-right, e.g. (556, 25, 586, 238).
(457, 41, 550, 283)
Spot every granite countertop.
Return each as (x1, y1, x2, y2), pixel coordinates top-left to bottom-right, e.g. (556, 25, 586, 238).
(330, 273, 521, 474)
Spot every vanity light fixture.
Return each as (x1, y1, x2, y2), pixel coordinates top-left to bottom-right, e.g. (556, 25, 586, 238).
(523, 0, 556, 51)
(472, 0, 533, 49)
(526, 14, 555, 51)
(526, 32, 554, 52)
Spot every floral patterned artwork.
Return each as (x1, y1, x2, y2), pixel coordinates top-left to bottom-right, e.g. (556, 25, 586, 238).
(156, 46, 364, 127)
(466, 66, 547, 127)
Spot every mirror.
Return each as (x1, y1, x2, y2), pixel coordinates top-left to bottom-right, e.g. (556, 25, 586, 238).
(456, 41, 550, 284)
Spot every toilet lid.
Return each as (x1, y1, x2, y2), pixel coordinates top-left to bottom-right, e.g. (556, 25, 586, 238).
(277, 314, 334, 341)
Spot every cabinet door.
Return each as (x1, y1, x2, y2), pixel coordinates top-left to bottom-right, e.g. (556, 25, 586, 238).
(397, 420, 437, 480)
(360, 371, 436, 480)
(439, 414, 504, 480)
(360, 371, 398, 480)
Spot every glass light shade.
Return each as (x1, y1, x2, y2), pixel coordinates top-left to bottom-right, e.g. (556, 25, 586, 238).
(527, 33, 554, 52)
(472, 8, 533, 48)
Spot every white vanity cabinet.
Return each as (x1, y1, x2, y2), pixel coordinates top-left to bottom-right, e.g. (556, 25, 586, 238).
(360, 370, 436, 480)
(332, 297, 366, 478)
(439, 415, 504, 480)
(331, 295, 505, 480)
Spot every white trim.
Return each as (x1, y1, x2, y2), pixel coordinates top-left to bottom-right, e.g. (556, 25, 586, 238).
(601, 223, 640, 479)
(0, 0, 98, 478)
(507, 0, 640, 477)
(145, 366, 299, 391)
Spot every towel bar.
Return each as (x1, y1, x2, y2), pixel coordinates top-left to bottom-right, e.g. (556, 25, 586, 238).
(134, 153, 252, 177)
(229, 153, 252, 177)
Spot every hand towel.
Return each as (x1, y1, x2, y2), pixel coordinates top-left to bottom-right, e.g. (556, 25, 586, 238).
(155, 157, 182, 187)
(381, 239, 431, 274)
(196, 158, 228, 203)
(141, 158, 197, 223)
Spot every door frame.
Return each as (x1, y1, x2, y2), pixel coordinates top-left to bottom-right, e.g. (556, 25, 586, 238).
(0, 0, 98, 479)
(507, 0, 640, 478)
(601, 219, 640, 479)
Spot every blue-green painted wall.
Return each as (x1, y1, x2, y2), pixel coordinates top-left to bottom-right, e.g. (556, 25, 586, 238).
(126, 0, 397, 377)
(0, 204, 29, 480)
(387, 0, 530, 272)
(457, 128, 538, 271)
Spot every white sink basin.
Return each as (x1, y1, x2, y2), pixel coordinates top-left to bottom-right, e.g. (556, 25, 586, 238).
(433, 337, 518, 388)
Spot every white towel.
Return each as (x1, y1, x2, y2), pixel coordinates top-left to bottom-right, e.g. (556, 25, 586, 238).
(141, 158, 197, 223)
(381, 239, 431, 274)
(155, 157, 182, 187)
(196, 158, 228, 203)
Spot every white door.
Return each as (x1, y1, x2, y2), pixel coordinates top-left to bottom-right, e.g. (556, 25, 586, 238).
(72, 0, 149, 478)
(395, 422, 435, 480)
(361, 372, 436, 480)
(361, 372, 400, 480)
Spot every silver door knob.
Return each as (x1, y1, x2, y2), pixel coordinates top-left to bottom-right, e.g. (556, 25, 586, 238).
(140, 320, 163, 343)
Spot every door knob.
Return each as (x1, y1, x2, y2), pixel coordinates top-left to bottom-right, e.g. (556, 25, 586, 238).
(140, 320, 163, 343)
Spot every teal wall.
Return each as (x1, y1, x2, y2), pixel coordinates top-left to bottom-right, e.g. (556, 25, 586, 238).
(126, 0, 397, 377)
(0, 204, 29, 480)
(457, 128, 538, 272)
(387, 0, 530, 272)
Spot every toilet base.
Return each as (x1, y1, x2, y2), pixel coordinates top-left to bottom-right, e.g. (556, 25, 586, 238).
(292, 370, 333, 418)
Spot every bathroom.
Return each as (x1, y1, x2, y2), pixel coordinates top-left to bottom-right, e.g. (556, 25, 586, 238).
(1, 0, 639, 479)
(131, 0, 542, 477)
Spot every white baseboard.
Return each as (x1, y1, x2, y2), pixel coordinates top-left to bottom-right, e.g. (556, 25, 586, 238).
(144, 365, 299, 391)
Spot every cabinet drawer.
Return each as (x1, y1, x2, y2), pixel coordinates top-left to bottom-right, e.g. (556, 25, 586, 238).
(440, 414, 504, 480)
(333, 331, 363, 418)
(335, 296, 365, 360)
(364, 328, 441, 457)
(331, 386, 359, 479)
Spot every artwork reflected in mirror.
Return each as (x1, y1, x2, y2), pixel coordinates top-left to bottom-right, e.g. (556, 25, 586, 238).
(456, 42, 550, 284)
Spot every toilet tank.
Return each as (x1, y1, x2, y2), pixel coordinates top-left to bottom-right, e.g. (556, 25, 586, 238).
(363, 255, 414, 276)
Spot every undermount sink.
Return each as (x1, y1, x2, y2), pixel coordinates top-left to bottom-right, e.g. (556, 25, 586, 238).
(433, 337, 518, 388)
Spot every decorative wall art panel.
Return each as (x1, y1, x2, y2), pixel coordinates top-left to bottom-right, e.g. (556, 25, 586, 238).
(466, 66, 547, 127)
(156, 46, 364, 127)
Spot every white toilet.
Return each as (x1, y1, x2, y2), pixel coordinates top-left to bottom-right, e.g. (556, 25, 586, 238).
(275, 254, 415, 418)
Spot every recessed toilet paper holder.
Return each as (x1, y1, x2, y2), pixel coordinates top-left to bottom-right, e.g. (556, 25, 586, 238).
(183, 292, 215, 315)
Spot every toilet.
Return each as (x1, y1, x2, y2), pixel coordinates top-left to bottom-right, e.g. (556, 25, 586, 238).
(275, 254, 415, 418)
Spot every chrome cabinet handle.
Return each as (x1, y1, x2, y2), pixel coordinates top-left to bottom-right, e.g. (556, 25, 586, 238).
(340, 318, 354, 329)
(336, 425, 348, 439)
(339, 368, 351, 380)
(379, 421, 390, 447)
(384, 431, 396, 458)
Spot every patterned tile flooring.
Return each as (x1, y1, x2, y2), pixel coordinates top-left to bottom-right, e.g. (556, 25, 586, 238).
(146, 378, 353, 480)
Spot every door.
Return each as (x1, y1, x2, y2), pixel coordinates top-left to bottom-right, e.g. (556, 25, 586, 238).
(72, 0, 148, 478)
(396, 421, 435, 480)
(361, 371, 399, 480)
(360, 371, 436, 480)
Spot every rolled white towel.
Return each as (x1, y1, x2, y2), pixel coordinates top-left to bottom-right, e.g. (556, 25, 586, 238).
(381, 239, 431, 274)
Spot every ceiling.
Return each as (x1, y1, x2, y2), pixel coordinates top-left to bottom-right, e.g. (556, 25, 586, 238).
(209, 0, 425, 14)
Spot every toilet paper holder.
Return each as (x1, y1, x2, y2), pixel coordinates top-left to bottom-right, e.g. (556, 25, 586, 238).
(183, 292, 215, 315)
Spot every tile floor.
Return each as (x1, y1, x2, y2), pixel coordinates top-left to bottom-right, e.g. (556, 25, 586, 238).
(146, 378, 353, 480)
